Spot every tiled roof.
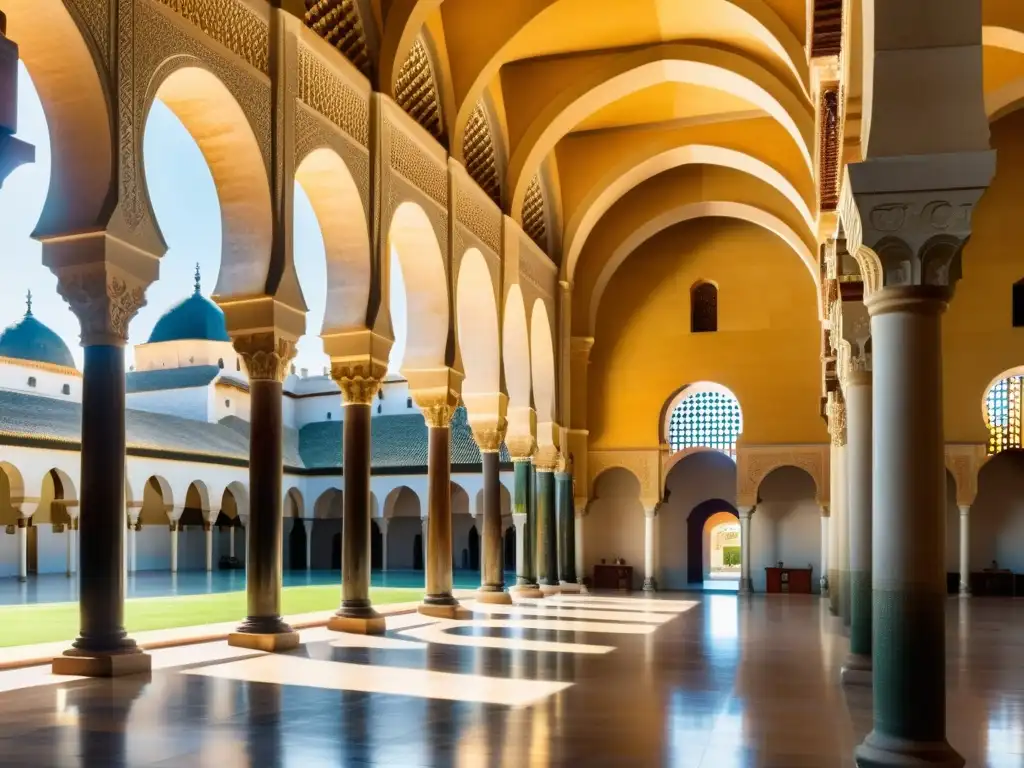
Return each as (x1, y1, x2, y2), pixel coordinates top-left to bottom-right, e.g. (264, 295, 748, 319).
(126, 365, 220, 393)
(218, 416, 304, 468)
(298, 407, 508, 469)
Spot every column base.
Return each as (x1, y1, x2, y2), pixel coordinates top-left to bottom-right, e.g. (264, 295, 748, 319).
(576, 580, 589, 594)
(738, 578, 753, 595)
(855, 731, 964, 768)
(476, 589, 513, 605)
(512, 584, 545, 599)
(559, 581, 581, 594)
(228, 631, 301, 652)
(418, 602, 473, 620)
(841, 653, 874, 687)
(642, 578, 657, 593)
(958, 584, 971, 598)
(820, 576, 830, 596)
(539, 583, 561, 596)
(52, 647, 152, 678)
(327, 611, 386, 635)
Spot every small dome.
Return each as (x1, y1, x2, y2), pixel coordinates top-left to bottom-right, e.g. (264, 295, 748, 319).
(148, 265, 231, 344)
(0, 292, 76, 369)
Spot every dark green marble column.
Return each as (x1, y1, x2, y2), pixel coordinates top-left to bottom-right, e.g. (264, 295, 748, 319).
(555, 471, 577, 585)
(536, 465, 559, 592)
(512, 458, 541, 596)
(843, 370, 873, 685)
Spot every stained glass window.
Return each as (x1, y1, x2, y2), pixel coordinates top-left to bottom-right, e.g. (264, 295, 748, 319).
(668, 390, 742, 457)
(691, 282, 718, 333)
(986, 375, 1022, 455)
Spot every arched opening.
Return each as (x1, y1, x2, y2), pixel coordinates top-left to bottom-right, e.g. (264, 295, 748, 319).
(331, 532, 342, 571)
(467, 525, 480, 571)
(387, 201, 449, 373)
(984, 371, 1023, 455)
(382, 485, 421, 571)
(413, 533, 424, 571)
(504, 525, 516, 572)
(753, 466, 820, 593)
(216, 484, 245, 571)
(371, 519, 383, 571)
(311, 488, 343, 570)
(703, 510, 741, 590)
(585, 467, 644, 590)
(456, 249, 501, 398)
(288, 519, 308, 571)
(664, 382, 743, 459)
(1013, 278, 1024, 328)
(963, 450, 1024, 594)
(690, 281, 718, 333)
(531, 300, 557, 443)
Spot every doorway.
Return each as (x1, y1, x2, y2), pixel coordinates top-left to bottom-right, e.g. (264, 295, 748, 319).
(687, 499, 740, 590)
(289, 519, 307, 570)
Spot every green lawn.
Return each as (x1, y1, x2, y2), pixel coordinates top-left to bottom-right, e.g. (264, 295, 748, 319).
(0, 586, 423, 649)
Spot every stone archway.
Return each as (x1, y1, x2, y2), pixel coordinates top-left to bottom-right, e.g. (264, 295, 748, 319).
(687, 499, 739, 585)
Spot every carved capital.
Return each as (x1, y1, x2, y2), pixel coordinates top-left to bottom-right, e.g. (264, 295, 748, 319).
(412, 388, 460, 428)
(826, 391, 847, 447)
(331, 358, 387, 406)
(471, 418, 507, 453)
(56, 268, 148, 347)
(533, 444, 560, 472)
(839, 151, 996, 299)
(235, 333, 298, 382)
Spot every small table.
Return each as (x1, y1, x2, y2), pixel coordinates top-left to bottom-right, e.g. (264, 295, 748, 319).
(764, 566, 813, 594)
(593, 564, 633, 592)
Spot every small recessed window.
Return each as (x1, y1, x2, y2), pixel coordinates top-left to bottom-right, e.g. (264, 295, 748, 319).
(691, 281, 718, 333)
(27, 377, 36, 388)
(407, 397, 413, 409)
(236, 358, 241, 371)
(377, 404, 382, 414)
(62, 384, 70, 395)
(327, 412, 332, 420)
(225, 399, 231, 408)
(218, 358, 225, 369)
(1013, 279, 1024, 328)
(378, 390, 384, 400)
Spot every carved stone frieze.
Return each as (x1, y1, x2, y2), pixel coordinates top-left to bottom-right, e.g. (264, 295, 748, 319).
(66, 0, 112, 69)
(234, 333, 297, 382)
(386, 118, 447, 208)
(838, 152, 996, 298)
(587, 449, 661, 503)
(455, 189, 501, 256)
(297, 45, 369, 147)
(56, 268, 148, 346)
(152, 0, 269, 74)
(293, 104, 370, 214)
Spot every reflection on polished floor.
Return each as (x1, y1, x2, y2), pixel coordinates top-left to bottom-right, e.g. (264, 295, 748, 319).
(0, 594, 1021, 767)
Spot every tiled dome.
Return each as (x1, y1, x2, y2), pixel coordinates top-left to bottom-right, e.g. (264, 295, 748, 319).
(0, 293, 76, 370)
(148, 266, 231, 344)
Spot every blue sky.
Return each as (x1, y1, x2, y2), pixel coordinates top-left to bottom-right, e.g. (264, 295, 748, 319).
(0, 63, 406, 375)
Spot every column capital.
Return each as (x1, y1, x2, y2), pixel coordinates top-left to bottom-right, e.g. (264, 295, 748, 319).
(234, 332, 298, 383)
(13, 499, 39, 518)
(839, 151, 995, 301)
(408, 367, 463, 428)
(533, 443, 560, 472)
(330, 359, 386, 405)
(465, 392, 509, 453)
(643, 502, 660, 519)
(737, 505, 754, 520)
(820, 504, 830, 518)
(53, 261, 152, 347)
(958, 504, 971, 517)
(506, 406, 537, 461)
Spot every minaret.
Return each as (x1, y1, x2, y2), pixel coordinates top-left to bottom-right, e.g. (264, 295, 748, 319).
(194, 263, 201, 295)
(25, 290, 32, 317)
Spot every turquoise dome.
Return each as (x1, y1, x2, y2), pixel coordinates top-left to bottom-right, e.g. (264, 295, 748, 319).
(148, 266, 231, 344)
(0, 293, 76, 369)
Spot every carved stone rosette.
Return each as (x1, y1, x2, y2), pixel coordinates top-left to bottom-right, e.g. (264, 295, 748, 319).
(56, 269, 148, 347)
(235, 333, 297, 382)
(331, 359, 387, 406)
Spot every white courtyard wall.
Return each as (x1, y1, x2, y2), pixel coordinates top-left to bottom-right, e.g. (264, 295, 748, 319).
(0, 363, 80, 401)
(127, 386, 211, 422)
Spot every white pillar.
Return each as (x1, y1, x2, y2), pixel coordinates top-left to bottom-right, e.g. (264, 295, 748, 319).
(229, 524, 236, 559)
(820, 508, 830, 595)
(379, 518, 389, 572)
(421, 515, 428, 574)
(170, 523, 179, 573)
(738, 506, 753, 594)
(575, 507, 586, 586)
(205, 524, 214, 572)
(67, 517, 78, 577)
(128, 522, 137, 574)
(958, 505, 971, 596)
(16, 519, 27, 583)
(305, 519, 313, 570)
(643, 506, 658, 592)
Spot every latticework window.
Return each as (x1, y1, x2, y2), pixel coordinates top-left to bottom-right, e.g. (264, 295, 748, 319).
(691, 282, 718, 333)
(986, 375, 1022, 455)
(303, 0, 372, 78)
(395, 36, 444, 143)
(464, 101, 501, 206)
(522, 175, 547, 250)
(668, 390, 742, 457)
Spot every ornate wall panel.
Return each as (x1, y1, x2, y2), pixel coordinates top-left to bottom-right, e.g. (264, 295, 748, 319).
(463, 101, 501, 206)
(736, 444, 830, 506)
(302, 0, 372, 79)
(587, 448, 663, 505)
(522, 174, 548, 251)
(66, 0, 113, 70)
(297, 43, 370, 148)
(393, 36, 443, 144)
(152, 0, 270, 74)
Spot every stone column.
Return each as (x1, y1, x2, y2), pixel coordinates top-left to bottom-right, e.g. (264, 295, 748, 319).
(306, 520, 313, 571)
(416, 399, 466, 619)
(420, 514, 428, 575)
(67, 515, 78, 578)
(843, 368, 873, 686)
(228, 337, 299, 652)
(843, 146, 994, 767)
(473, 422, 511, 605)
(229, 525, 236, 560)
(828, 435, 845, 617)
(329, 368, 386, 634)
(510, 445, 543, 598)
(50, 266, 152, 677)
(204, 522, 214, 573)
(575, 501, 587, 589)
(958, 505, 970, 597)
(557, 471, 579, 591)
(512, 511, 526, 581)
(16, 517, 28, 582)
(534, 455, 560, 595)
(820, 507, 830, 596)
(379, 518, 389, 572)
(642, 504, 658, 592)
(128, 521, 138, 575)
(738, 506, 753, 594)
(167, 508, 183, 574)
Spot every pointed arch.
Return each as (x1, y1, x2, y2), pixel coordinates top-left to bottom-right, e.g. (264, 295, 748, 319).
(456, 248, 501, 396)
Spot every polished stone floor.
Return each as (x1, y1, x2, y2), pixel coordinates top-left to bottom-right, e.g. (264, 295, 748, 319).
(0, 594, 1021, 767)
(0, 569, 513, 605)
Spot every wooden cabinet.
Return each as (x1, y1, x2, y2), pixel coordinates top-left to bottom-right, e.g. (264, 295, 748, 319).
(593, 564, 633, 592)
(764, 567, 813, 594)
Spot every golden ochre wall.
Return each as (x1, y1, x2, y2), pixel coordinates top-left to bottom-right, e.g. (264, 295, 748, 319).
(946, 108, 1024, 444)
(586, 217, 826, 448)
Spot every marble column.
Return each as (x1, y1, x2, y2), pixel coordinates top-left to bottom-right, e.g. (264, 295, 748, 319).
(204, 522, 214, 573)
(477, 445, 511, 604)
(642, 505, 658, 592)
(306, 520, 313, 571)
(66, 516, 78, 578)
(843, 369, 873, 685)
(557, 472, 578, 591)
(330, 374, 385, 634)
(418, 404, 465, 619)
(168, 517, 180, 575)
(229, 525, 236, 560)
(379, 518, 389, 572)
(511, 457, 542, 597)
(53, 340, 149, 677)
(575, 504, 587, 589)
(820, 508, 830, 596)
(128, 521, 138, 575)
(15, 518, 27, 581)
(958, 505, 970, 597)
(229, 339, 299, 652)
(535, 459, 560, 595)
(828, 438, 844, 617)
(738, 506, 753, 594)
